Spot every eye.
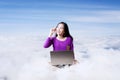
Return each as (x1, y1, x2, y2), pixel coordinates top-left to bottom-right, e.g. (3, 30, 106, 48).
(57, 26, 64, 29)
(57, 24, 64, 29)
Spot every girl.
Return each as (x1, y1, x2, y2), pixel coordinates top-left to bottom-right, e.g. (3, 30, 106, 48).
(43, 22, 77, 68)
(44, 22, 73, 51)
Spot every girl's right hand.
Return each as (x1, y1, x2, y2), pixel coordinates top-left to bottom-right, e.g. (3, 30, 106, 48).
(49, 27, 56, 37)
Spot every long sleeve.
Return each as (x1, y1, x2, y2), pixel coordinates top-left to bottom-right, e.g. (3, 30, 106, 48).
(44, 37, 74, 51)
(43, 37, 53, 48)
(70, 41, 74, 51)
(69, 38, 74, 51)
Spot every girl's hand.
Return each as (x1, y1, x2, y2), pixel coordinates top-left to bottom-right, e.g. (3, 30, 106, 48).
(49, 27, 56, 37)
(73, 59, 79, 64)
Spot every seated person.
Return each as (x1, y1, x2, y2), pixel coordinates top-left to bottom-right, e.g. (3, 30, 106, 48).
(43, 22, 78, 68)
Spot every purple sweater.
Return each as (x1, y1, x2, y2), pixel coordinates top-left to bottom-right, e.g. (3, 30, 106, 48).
(44, 37, 74, 51)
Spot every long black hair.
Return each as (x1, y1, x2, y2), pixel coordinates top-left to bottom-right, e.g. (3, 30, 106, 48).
(56, 22, 73, 40)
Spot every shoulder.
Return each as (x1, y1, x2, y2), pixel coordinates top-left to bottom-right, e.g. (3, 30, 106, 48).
(67, 37, 73, 41)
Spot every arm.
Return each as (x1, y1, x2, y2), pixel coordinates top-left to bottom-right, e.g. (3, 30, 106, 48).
(44, 27, 56, 48)
(67, 37, 74, 51)
(70, 40, 74, 51)
(69, 37, 74, 51)
(43, 37, 53, 48)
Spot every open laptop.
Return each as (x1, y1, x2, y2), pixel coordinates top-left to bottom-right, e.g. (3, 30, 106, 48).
(50, 50, 75, 66)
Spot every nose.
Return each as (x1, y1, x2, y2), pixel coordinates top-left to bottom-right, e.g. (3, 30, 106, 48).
(57, 27, 60, 31)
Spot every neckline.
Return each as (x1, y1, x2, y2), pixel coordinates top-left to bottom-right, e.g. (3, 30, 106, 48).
(56, 37, 67, 41)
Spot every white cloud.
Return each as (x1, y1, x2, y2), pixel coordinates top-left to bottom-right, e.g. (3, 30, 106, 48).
(64, 10, 120, 23)
(0, 35, 120, 80)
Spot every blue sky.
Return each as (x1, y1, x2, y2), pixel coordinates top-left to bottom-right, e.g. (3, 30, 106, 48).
(0, 0, 120, 36)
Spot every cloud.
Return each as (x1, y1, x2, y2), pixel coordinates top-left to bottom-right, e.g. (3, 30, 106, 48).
(63, 10, 120, 23)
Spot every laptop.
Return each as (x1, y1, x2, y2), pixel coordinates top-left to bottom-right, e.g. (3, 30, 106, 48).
(50, 50, 75, 66)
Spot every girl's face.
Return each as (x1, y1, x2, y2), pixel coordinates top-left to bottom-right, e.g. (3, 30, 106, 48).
(56, 24, 65, 36)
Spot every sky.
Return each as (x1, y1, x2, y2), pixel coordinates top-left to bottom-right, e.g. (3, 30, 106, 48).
(0, 0, 120, 36)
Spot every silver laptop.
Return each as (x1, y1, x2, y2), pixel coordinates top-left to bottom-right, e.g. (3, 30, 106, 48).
(50, 50, 75, 66)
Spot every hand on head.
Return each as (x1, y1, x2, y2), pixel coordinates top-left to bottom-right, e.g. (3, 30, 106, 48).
(49, 27, 56, 37)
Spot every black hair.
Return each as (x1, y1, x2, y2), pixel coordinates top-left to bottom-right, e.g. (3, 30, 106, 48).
(56, 22, 73, 40)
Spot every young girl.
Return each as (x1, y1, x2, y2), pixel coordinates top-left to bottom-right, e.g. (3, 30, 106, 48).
(43, 22, 77, 68)
(43, 22, 74, 51)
